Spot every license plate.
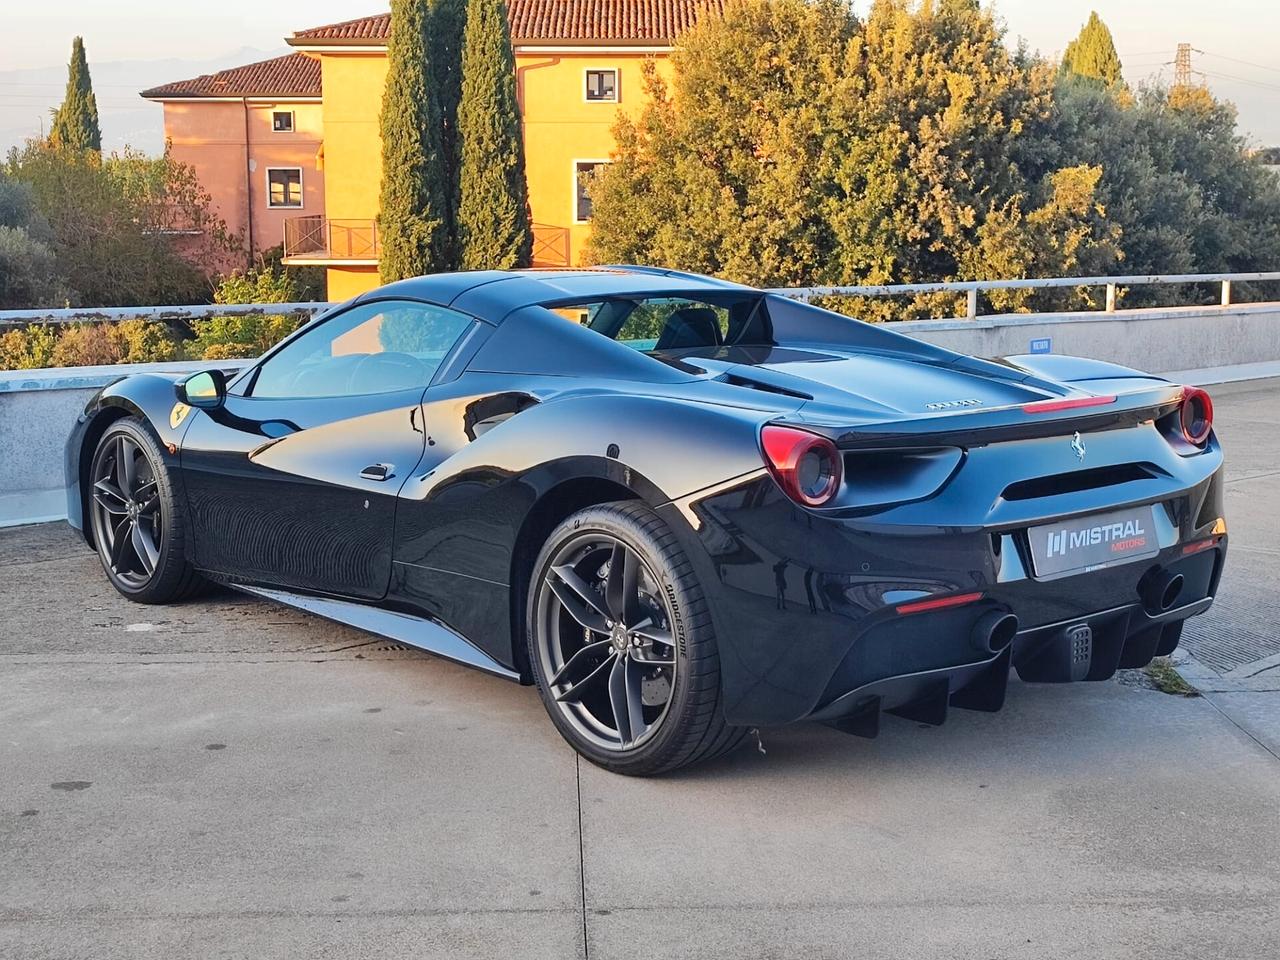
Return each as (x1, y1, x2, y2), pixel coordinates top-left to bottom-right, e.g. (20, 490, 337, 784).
(1028, 506, 1159, 578)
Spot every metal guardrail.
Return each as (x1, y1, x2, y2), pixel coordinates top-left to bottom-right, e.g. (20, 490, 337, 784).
(769, 271, 1280, 319)
(2, 271, 1278, 331)
(0, 302, 334, 329)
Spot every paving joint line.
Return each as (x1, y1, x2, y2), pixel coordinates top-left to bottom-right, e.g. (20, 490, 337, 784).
(575, 752, 590, 960)
(1224, 468, 1280, 485)
(1198, 691, 1280, 765)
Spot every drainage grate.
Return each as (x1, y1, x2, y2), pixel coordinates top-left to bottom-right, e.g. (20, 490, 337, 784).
(1182, 576, 1280, 674)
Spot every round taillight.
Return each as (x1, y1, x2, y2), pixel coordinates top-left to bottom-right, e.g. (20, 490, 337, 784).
(1179, 386, 1213, 446)
(760, 424, 842, 507)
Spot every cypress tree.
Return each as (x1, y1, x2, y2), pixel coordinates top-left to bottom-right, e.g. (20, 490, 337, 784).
(430, 0, 468, 264)
(49, 37, 102, 154)
(1062, 12, 1124, 87)
(378, 0, 450, 282)
(456, 0, 532, 269)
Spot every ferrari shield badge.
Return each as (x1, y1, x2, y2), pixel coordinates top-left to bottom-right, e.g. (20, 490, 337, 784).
(170, 402, 191, 430)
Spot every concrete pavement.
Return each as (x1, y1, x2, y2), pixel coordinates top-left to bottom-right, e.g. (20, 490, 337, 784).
(3, 382, 1280, 959)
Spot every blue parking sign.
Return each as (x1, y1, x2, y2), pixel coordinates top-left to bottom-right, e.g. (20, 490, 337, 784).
(1029, 337, 1052, 354)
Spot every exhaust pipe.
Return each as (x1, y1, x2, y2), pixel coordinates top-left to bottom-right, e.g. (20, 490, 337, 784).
(1140, 568, 1184, 614)
(971, 610, 1019, 655)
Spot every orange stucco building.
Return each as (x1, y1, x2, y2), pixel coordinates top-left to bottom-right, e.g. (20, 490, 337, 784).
(142, 54, 325, 263)
(143, 1, 722, 299)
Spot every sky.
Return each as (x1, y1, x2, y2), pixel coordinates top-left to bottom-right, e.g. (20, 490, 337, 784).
(2, 0, 1278, 146)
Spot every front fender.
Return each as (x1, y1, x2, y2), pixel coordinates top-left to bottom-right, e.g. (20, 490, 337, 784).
(64, 373, 198, 540)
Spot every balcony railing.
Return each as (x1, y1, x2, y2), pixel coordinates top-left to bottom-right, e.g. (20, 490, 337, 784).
(531, 223, 570, 267)
(284, 216, 380, 261)
(283, 217, 572, 267)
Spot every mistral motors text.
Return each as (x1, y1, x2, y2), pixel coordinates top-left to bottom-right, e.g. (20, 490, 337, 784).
(1045, 518, 1148, 558)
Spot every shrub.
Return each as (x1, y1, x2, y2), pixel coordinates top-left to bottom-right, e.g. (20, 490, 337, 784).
(114, 318, 183, 363)
(0, 225, 71, 308)
(0, 318, 182, 370)
(198, 252, 315, 360)
(50, 322, 123, 367)
(186, 312, 304, 361)
(214, 265, 298, 306)
(0, 324, 57, 369)
(5, 141, 238, 308)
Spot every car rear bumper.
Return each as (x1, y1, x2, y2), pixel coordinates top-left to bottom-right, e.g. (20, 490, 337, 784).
(661, 445, 1226, 728)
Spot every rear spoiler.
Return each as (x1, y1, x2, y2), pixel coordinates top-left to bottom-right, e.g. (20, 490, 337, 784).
(790, 384, 1186, 450)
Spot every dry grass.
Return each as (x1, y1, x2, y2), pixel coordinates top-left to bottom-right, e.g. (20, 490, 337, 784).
(1144, 657, 1199, 697)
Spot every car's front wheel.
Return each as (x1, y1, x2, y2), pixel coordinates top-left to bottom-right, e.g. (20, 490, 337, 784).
(88, 418, 204, 604)
(528, 501, 746, 775)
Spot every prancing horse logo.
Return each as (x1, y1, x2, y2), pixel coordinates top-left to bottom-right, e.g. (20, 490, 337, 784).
(1071, 431, 1087, 461)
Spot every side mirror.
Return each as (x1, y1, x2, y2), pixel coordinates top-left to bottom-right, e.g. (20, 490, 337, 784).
(175, 369, 227, 410)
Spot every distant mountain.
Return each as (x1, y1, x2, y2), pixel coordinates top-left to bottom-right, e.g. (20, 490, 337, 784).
(0, 46, 287, 155)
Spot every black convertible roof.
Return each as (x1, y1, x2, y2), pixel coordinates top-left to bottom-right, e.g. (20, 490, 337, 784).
(357, 266, 750, 321)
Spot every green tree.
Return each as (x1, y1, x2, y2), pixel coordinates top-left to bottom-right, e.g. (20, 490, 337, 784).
(379, 0, 451, 282)
(455, 0, 532, 268)
(1022, 78, 1280, 304)
(1061, 12, 1124, 87)
(0, 173, 51, 238)
(0, 226, 70, 308)
(0, 169, 71, 307)
(586, 0, 855, 284)
(6, 141, 234, 306)
(430, 0, 468, 260)
(822, 0, 1119, 317)
(49, 37, 102, 154)
(587, 0, 1119, 318)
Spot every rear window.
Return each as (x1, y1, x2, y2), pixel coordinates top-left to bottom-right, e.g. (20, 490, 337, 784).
(548, 294, 770, 355)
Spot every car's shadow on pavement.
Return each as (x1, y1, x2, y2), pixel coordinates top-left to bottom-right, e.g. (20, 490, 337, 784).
(647, 672, 1199, 783)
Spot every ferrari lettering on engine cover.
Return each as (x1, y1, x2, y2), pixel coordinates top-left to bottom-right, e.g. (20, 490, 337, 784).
(925, 398, 983, 410)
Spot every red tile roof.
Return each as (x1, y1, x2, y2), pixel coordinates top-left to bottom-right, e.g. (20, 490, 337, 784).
(141, 53, 322, 100)
(290, 0, 725, 45)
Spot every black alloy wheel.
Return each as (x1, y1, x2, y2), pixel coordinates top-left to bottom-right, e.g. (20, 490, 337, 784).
(88, 418, 204, 603)
(529, 501, 745, 775)
(92, 431, 162, 589)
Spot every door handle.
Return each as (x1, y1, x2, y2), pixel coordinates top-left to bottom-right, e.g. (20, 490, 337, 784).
(360, 463, 394, 481)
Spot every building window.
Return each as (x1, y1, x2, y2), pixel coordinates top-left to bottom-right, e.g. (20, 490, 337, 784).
(574, 161, 608, 222)
(272, 110, 295, 133)
(267, 168, 303, 208)
(584, 69, 618, 103)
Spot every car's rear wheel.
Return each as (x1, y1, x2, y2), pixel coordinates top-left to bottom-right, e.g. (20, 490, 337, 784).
(528, 501, 746, 775)
(89, 418, 204, 604)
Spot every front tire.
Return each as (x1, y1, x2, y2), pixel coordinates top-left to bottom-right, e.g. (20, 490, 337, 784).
(527, 501, 746, 775)
(88, 417, 204, 604)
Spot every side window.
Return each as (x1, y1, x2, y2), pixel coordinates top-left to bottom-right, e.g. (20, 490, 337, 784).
(609, 299, 730, 352)
(250, 300, 474, 399)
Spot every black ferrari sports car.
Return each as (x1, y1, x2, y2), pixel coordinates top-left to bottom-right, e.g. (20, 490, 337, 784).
(65, 266, 1227, 774)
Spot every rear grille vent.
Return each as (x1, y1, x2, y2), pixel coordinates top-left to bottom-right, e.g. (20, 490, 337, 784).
(1001, 463, 1155, 502)
(714, 373, 812, 400)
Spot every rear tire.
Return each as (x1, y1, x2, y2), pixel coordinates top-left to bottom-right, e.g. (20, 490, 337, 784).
(88, 417, 205, 604)
(527, 501, 746, 775)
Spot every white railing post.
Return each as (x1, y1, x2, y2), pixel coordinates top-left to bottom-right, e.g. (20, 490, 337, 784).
(1222, 279, 1232, 306)
(1105, 283, 1117, 313)
(966, 288, 978, 320)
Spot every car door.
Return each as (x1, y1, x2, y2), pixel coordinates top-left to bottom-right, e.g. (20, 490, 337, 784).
(179, 298, 478, 600)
